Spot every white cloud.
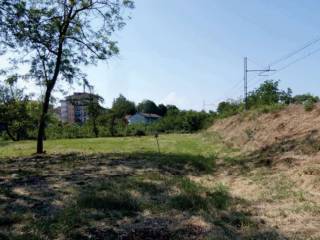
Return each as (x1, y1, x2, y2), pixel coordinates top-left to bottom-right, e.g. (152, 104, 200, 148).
(161, 91, 187, 108)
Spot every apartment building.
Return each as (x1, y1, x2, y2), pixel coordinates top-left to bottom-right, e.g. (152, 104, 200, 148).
(60, 92, 99, 124)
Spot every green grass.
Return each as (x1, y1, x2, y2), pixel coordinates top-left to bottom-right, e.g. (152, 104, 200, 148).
(1, 132, 314, 239)
(0, 133, 224, 158)
(77, 181, 141, 217)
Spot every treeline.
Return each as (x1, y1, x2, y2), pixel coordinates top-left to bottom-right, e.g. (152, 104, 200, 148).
(1, 79, 319, 141)
(46, 95, 215, 139)
(0, 79, 214, 140)
(216, 80, 319, 118)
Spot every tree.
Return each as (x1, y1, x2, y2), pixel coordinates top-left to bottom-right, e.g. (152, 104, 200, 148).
(280, 88, 293, 104)
(166, 105, 179, 114)
(0, 77, 33, 141)
(293, 94, 319, 104)
(217, 100, 242, 117)
(86, 92, 104, 138)
(157, 104, 167, 116)
(137, 100, 160, 114)
(247, 80, 281, 107)
(111, 94, 136, 118)
(0, 0, 134, 153)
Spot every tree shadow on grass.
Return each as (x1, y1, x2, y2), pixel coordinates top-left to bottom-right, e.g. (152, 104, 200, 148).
(0, 152, 289, 240)
(0, 140, 13, 148)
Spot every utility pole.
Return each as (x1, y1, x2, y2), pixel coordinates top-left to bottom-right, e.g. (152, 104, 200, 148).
(244, 57, 248, 110)
(243, 57, 276, 110)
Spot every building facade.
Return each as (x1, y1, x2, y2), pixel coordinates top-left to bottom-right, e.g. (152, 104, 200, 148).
(126, 113, 161, 125)
(60, 92, 99, 124)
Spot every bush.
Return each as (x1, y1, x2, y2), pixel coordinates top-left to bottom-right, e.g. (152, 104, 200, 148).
(217, 100, 243, 118)
(134, 129, 145, 136)
(304, 99, 315, 112)
(293, 94, 319, 104)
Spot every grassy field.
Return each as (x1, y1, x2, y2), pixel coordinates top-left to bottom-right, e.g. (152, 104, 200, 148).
(0, 133, 319, 240)
(0, 133, 228, 158)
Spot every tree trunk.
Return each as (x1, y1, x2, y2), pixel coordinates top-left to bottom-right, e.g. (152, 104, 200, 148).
(93, 119, 99, 137)
(5, 126, 17, 142)
(110, 115, 115, 137)
(35, 9, 72, 153)
(37, 86, 53, 153)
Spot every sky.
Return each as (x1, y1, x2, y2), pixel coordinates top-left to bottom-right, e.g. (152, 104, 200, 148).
(3, 0, 320, 111)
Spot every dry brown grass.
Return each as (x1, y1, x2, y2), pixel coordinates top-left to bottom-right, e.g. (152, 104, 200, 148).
(208, 104, 320, 239)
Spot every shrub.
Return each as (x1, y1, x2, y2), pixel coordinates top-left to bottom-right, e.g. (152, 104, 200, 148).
(304, 99, 315, 112)
(134, 129, 145, 136)
(293, 94, 319, 104)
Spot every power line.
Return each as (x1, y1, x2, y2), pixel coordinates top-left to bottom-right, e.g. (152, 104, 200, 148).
(209, 36, 320, 110)
(269, 36, 320, 67)
(248, 45, 320, 89)
(246, 36, 320, 90)
(272, 46, 320, 73)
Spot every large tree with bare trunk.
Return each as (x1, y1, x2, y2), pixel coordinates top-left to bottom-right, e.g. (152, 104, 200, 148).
(0, 0, 134, 153)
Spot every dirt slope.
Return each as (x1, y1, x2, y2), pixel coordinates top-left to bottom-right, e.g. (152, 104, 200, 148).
(208, 103, 320, 239)
(209, 103, 320, 153)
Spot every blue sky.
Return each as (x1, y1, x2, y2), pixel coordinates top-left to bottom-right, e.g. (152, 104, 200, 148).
(9, 0, 320, 110)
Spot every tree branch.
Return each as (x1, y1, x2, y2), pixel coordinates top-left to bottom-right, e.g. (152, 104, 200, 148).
(66, 36, 102, 58)
(35, 47, 49, 83)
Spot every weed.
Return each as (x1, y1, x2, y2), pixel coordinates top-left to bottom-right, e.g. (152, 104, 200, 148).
(209, 183, 230, 210)
(304, 99, 315, 111)
(245, 128, 255, 141)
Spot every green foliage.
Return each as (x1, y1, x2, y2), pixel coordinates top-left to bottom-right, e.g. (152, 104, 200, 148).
(45, 123, 94, 139)
(157, 104, 168, 116)
(111, 94, 136, 118)
(304, 99, 315, 112)
(151, 110, 214, 134)
(0, 0, 134, 153)
(85, 93, 104, 137)
(41, 107, 214, 139)
(217, 100, 243, 118)
(215, 80, 319, 119)
(293, 94, 319, 104)
(0, 81, 39, 141)
(137, 99, 160, 114)
(98, 94, 137, 137)
(247, 80, 292, 108)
